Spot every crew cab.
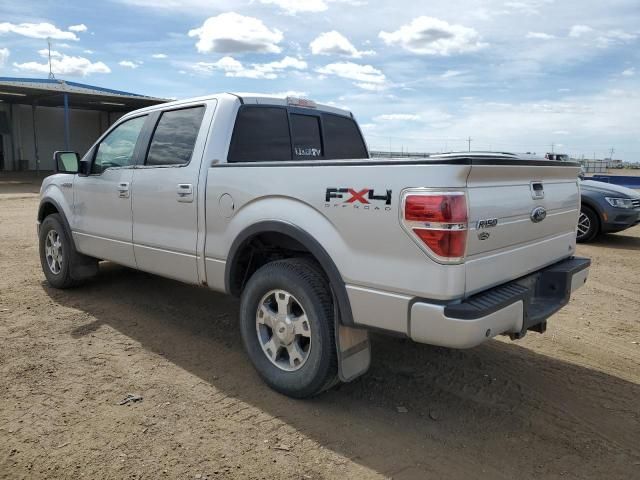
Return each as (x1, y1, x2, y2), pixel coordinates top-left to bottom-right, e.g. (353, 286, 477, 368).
(38, 93, 590, 398)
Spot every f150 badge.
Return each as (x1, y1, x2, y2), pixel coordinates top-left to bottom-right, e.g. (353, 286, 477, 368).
(476, 218, 498, 240)
(325, 188, 392, 211)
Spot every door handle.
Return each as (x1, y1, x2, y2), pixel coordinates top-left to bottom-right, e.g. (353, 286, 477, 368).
(117, 182, 130, 199)
(177, 183, 193, 203)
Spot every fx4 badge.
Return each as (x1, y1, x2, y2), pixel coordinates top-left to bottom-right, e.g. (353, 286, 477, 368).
(325, 188, 392, 211)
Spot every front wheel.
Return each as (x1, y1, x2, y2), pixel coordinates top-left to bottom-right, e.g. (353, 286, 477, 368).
(239, 258, 339, 398)
(39, 214, 98, 288)
(577, 206, 599, 243)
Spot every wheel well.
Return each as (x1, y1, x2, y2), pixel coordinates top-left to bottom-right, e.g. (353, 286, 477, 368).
(225, 222, 355, 326)
(228, 231, 320, 296)
(38, 202, 59, 222)
(580, 201, 601, 228)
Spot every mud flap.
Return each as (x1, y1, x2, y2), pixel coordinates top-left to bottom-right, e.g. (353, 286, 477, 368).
(335, 324, 371, 382)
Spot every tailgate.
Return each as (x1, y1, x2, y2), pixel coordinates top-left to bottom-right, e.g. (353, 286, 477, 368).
(464, 163, 580, 296)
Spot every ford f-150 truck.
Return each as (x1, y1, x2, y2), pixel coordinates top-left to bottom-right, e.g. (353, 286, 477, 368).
(38, 93, 590, 398)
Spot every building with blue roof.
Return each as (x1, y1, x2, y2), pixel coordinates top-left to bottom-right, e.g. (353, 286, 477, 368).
(0, 77, 168, 171)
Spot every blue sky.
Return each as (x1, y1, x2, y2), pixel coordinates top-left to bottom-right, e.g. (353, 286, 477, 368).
(1, 0, 639, 160)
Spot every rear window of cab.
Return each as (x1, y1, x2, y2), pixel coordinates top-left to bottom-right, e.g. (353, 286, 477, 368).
(227, 106, 368, 162)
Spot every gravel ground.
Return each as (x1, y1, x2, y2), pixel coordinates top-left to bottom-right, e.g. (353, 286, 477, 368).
(1, 176, 639, 479)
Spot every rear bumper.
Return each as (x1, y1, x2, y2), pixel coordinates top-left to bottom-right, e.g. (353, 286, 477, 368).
(409, 257, 590, 348)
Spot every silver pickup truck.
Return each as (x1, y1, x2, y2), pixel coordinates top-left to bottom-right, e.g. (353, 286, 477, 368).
(38, 93, 590, 398)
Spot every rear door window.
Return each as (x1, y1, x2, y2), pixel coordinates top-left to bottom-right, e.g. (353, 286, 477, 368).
(228, 107, 291, 162)
(291, 114, 323, 159)
(322, 113, 368, 159)
(146, 106, 205, 166)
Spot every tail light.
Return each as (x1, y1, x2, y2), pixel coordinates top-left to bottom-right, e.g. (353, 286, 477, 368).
(400, 191, 468, 263)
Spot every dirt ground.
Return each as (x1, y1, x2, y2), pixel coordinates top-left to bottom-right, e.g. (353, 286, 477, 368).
(1, 174, 639, 480)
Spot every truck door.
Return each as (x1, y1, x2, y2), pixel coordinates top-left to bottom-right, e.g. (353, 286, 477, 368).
(72, 114, 148, 267)
(130, 104, 208, 284)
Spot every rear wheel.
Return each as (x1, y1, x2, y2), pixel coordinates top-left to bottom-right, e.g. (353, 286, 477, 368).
(577, 206, 599, 243)
(239, 258, 338, 398)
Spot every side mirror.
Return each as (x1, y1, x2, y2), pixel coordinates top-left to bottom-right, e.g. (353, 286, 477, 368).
(53, 151, 80, 174)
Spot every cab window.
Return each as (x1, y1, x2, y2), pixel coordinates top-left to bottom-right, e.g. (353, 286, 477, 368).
(227, 107, 291, 162)
(93, 116, 147, 174)
(146, 106, 205, 166)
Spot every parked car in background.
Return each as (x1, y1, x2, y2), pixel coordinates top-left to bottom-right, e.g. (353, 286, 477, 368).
(578, 179, 640, 242)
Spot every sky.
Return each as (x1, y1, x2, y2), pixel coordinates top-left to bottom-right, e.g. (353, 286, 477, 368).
(0, 0, 639, 161)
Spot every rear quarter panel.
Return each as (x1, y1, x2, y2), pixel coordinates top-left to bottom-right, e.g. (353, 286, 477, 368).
(204, 163, 470, 307)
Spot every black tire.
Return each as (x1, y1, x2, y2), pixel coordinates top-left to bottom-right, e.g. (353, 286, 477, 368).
(239, 258, 339, 398)
(39, 214, 98, 288)
(577, 205, 599, 243)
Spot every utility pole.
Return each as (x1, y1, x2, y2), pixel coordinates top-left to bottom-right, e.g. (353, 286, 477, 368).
(609, 147, 615, 160)
(551, 143, 555, 154)
(467, 136, 472, 152)
(47, 38, 55, 79)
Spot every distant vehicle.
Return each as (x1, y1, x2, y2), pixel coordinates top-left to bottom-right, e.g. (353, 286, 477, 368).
(545, 153, 570, 161)
(578, 179, 640, 242)
(37, 93, 590, 398)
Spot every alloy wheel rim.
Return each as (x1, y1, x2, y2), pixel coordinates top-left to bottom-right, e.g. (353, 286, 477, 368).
(45, 229, 63, 274)
(577, 212, 591, 238)
(255, 289, 311, 372)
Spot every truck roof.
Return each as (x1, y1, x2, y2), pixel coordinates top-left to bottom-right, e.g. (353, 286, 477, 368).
(126, 92, 352, 118)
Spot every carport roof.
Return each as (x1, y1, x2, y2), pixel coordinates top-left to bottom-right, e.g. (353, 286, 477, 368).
(0, 77, 168, 112)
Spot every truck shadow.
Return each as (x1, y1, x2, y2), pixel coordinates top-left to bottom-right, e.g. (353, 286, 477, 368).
(42, 263, 640, 479)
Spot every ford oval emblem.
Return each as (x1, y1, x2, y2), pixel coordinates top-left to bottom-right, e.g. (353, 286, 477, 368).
(530, 206, 547, 223)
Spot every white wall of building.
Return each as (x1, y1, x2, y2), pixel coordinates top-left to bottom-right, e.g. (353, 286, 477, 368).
(0, 103, 123, 171)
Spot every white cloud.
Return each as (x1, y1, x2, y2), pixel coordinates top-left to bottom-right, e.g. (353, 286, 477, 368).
(379, 16, 486, 56)
(37, 48, 63, 58)
(14, 52, 110, 76)
(270, 90, 309, 97)
(83, 49, 94, 54)
(569, 25, 593, 38)
(374, 113, 421, 121)
(0, 22, 78, 40)
(152, 53, 168, 59)
(597, 29, 638, 47)
(567, 24, 636, 47)
(310, 31, 374, 58)
(552, 130, 570, 135)
(316, 61, 386, 88)
(193, 55, 306, 79)
(355, 82, 387, 91)
(621, 67, 635, 77)
(68, 24, 88, 33)
(504, 0, 553, 16)
(119, 60, 139, 69)
(526, 32, 555, 40)
(258, 0, 365, 15)
(441, 69, 464, 78)
(188, 12, 283, 54)
(0, 48, 9, 68)
(259, 0, 328, 14)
